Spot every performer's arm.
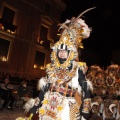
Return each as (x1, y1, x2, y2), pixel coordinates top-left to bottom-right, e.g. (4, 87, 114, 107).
(29, 84, 50, 115)
(24, 78, 50, 115)
(78, 69, 92, 119)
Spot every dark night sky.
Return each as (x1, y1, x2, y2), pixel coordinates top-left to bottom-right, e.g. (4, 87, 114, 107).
(60, 0, 120, 67)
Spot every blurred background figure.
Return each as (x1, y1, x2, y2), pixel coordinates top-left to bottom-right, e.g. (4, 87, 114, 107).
(0, 78, 15, 111)
(17, 80, 30, 102)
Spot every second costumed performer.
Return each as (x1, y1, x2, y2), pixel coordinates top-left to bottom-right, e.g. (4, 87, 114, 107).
(16, 7, 95, 120)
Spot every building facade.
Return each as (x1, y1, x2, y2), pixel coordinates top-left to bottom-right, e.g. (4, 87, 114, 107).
(0, 0, 66, 79)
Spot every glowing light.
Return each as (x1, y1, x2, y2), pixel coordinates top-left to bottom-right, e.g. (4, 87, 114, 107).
(40, 40, 44, 44)
(1, 26, 4, 30)
(2, 56, 7, 61)
(40, 66, 44, 70)
(11, 31, 16, 34)
(34, 64, 37, 68)
(7, 29, 11, 32)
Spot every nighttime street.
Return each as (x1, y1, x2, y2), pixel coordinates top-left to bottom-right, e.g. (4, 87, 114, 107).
(0, 0, 120, 120)
(0, 108, 24, 120)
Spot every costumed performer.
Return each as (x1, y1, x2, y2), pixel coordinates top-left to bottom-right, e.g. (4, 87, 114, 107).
(16, 7, 95, 120)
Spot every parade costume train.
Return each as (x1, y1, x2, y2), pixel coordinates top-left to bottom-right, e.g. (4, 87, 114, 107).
(16, 8, 95, 120)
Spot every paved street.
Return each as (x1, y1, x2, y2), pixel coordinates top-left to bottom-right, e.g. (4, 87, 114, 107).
(0, 108, 25, 120)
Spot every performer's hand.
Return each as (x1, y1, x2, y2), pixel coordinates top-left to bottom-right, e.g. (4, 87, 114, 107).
(82, 112, 90, 119)
(34, 97, 40, 106)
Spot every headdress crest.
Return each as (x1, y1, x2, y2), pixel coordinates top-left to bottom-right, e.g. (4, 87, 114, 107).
(51, 7, 96, 69)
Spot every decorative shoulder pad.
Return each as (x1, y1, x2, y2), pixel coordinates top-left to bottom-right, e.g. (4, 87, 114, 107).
(78, 62, 88, 74)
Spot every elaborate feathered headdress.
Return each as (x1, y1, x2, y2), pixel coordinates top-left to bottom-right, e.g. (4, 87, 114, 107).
(51, 7, 96, 69)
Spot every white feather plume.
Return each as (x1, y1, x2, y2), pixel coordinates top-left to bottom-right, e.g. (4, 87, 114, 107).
(86, 80, 93, 91)
(24, 98, 36, 113)
(71, 67, 79, 89)
(77, 84, 82, 94)
(37, 77, 47, 90)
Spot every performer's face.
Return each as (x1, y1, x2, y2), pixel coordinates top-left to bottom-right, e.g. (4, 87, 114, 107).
(58, 50, 68, 59)
(96, 78, 102, 85)
(108, 78, 113, 85)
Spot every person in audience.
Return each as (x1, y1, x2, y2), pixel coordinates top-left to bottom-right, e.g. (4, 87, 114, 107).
(17, 80, 30, 102)
(0, 78, 15, 111)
